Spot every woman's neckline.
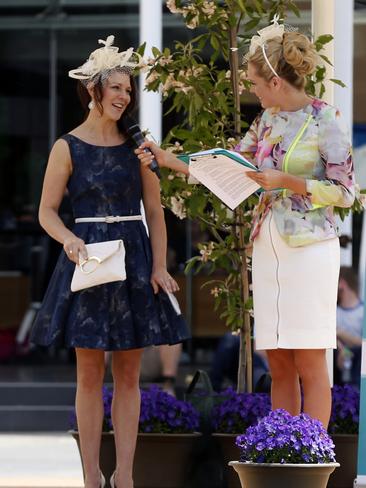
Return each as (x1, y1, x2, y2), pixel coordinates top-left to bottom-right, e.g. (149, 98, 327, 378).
(67, 133, 128, 148)
(277, 97, 315, 114)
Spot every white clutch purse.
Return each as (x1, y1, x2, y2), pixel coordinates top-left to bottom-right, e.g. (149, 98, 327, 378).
(71, 239, 126, 292)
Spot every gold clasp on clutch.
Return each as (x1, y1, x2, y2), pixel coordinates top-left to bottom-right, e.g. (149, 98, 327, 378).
(79, 256, 101, 274)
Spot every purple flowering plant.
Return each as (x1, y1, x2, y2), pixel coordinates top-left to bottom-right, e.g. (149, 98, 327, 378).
(102, 386, 113, 431)
(139, 385, 200, 433)
(211, 388, 271, 433)
(71, 385, 199, 434)
(236, 409, 336, 464)
(329, 384, 360, 435)
(69, 386, 114, 431)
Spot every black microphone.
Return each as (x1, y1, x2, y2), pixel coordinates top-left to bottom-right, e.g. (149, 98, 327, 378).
(122, 115, 161, 179)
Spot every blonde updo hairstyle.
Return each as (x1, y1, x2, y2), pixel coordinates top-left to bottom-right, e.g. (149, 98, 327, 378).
(248, 32, 318, 89)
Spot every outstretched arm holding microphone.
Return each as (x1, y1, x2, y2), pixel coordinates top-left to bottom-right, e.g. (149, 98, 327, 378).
(135, 141, 309, 194)
(135, 141, 190, 175)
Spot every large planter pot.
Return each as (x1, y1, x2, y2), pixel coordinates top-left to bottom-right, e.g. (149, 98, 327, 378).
(328, 434, 358, 488)
(71, 432, 115, 483)
(72, 431, 202, 488)
(134, 432, 202, 488)
(212, 433, 241, 488)
(229, 461, 339, 488)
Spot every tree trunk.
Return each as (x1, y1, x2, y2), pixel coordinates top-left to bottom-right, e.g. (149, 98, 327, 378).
(229, 24, 253, 393)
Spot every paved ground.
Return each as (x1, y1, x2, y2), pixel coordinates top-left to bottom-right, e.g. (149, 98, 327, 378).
(0, 433, 83, 488)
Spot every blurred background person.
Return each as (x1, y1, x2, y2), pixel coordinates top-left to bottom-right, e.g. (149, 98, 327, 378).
(210, 332, 269, 392)
(335, 266, 363, 386)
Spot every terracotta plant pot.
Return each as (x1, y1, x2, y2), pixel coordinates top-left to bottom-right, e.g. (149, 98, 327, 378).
(328, 434, 358, 488)
(229, 461, 339, 488)
(72, 431, 202, 488)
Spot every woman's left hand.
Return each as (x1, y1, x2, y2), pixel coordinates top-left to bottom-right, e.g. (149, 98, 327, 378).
(246, 168, 285, 191)
(151, 267, 180, 294)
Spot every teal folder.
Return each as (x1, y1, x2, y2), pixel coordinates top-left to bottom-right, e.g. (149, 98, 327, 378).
(177, 148, 258, 171)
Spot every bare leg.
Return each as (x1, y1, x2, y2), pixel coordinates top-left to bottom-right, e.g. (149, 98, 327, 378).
(111, 349, 143, 488)
(266, 349, 301, 415)
(294, 349, 331, 428)
(158, 343, 182, 395)
(75, 348, 105, 488)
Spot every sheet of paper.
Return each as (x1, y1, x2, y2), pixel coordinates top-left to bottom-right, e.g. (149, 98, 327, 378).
(189, 154, 260, 209)
(166, 292, 182, 316)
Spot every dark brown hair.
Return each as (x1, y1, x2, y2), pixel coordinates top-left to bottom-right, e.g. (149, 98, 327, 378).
(77, 69, 138, 133)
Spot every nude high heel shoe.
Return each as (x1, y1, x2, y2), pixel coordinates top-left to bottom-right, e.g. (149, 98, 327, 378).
(110, 472, 116, 488)
(100, 471, 106, 488)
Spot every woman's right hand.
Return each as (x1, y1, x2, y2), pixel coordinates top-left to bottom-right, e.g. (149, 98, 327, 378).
(63, 235, 88, 264)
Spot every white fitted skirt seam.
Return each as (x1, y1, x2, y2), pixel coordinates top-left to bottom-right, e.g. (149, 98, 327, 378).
(252, 210, 340, 350)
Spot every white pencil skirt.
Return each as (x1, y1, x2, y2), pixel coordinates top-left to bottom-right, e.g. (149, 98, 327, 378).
(252, 211, 340, 350)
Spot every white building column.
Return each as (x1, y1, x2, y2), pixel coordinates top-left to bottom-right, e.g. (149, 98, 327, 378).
(334, 0, 354, 267)
(312, 0, 354, 384)
(139, 0, 162, 143)
(312, 0, 354, 267)
(312, 0, 335, 104)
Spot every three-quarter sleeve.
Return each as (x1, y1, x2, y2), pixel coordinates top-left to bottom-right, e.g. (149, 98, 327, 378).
(237, 114, 261, 164)
(306, 106, 355, 208)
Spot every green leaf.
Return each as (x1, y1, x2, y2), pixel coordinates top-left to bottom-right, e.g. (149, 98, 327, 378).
(316, 34, 334, 46)
(174, 128, 197, 139)
(237, 0, 246, 13)
(189, 193, 207, 215)
(151, 46, 162, 57)
(136, 42, 146, 56)
(244, 296, 253, 310)
(330, 78, 347, 88)
(319, 54, 333, 66)
(306, 79, 315, 96)
(287, 2, 300, 17)
(244, 17, 261, 32)
(210, 34, 220, 51)
(315, 65, 326, 82)
(190, 33, 209, 44)
(315, 34, 334, 52)
(252, 0, 264, 14)
(184, 258, 200, 275)
(319, 82, 325, 99)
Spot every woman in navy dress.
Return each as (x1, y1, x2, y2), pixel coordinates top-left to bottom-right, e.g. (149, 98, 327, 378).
(30, 36, 189, 488)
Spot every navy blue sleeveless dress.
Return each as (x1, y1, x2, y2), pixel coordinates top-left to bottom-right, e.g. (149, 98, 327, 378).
(30, 134, 190, 350)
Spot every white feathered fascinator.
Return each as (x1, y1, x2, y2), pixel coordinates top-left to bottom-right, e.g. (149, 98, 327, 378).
(244, 14, 296, 77)
(248, 14, 284, 57)
(69, 35, 143, 82)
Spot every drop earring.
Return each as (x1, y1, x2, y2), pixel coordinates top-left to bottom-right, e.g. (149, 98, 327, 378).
(88, 100, 95, 110)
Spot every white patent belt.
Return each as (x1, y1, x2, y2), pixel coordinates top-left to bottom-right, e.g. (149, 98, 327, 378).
(75, 215, 143, 224)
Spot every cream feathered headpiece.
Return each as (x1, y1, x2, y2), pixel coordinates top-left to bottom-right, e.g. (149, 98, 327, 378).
(245, 14, 296, 78)
(69, 35, 143, 83)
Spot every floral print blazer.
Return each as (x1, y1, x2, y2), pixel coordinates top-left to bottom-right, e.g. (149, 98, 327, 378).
(238, 98, 355, 247)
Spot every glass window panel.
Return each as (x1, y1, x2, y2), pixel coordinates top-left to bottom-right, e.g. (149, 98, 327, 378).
(0, 30, 49, 271)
